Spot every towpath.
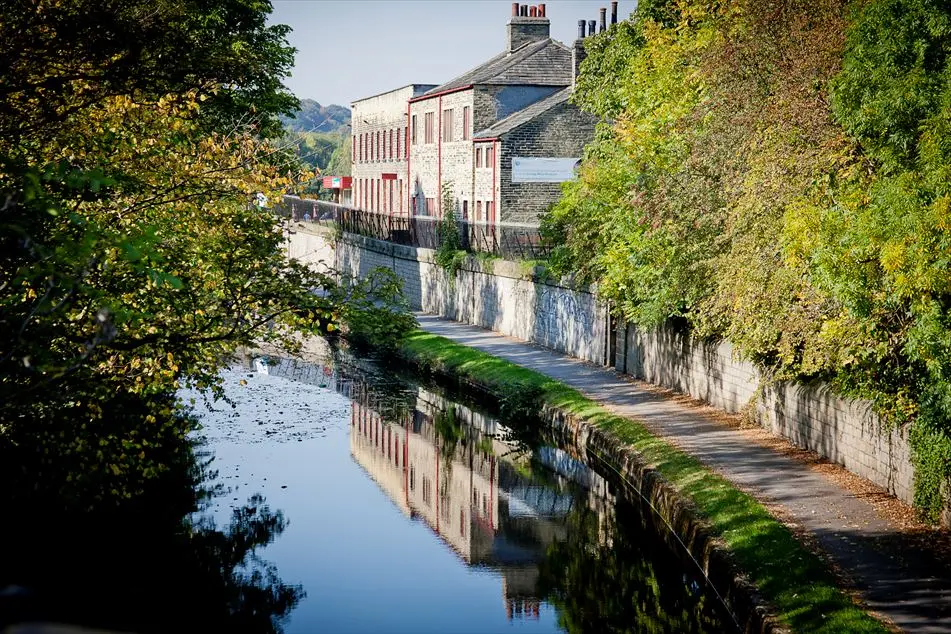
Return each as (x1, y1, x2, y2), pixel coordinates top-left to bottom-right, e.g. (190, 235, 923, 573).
(418, 313, 951, 634)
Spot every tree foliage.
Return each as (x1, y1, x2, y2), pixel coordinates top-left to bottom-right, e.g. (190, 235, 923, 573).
(545, 0, 951, 520)
(0, 0, 415, 508)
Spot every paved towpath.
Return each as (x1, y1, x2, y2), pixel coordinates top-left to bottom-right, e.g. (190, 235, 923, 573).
(418, 314, 951, 633)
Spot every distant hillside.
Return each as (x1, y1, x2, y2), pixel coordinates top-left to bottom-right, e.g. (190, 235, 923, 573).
(282, 99, 350, 134)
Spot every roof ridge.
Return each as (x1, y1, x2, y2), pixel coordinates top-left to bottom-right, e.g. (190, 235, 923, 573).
(423, 38, 569, 96)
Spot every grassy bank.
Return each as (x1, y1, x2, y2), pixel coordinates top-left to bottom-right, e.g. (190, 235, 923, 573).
(400, 330, 888, 634)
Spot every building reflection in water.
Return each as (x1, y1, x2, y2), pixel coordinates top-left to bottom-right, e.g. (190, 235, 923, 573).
(255, 353, 737, 634)
(347, 378, 608, 622)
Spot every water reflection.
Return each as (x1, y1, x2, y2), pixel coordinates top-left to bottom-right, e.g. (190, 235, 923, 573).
(0, 441, 303, 634)
(263, 352, 736, 633)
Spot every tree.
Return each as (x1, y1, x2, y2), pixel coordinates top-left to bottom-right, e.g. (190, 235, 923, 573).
(543, 0, 951, 520)
(0, 0, 415, 507)
(326, 134, 353, 176)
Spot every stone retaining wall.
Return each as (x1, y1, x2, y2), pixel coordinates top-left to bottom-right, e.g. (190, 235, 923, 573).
(285, 225, 944, 524)
(618, 324, 917, 511)
(304, 225, 610, 365)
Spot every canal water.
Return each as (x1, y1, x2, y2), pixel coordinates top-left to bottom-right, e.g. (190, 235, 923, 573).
(178, 346, 738, 634)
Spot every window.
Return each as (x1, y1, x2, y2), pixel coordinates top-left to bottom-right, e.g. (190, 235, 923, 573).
(410, 466, 415, 491)
(352, 135, 356, 161)
(425, 197, 435, 215)
(358, 134, 363, 162)
(381, 130, 386, 160)
(486, 200, 495, 223)
(411, 115, 418, 145)
(422, 477, 432, 506)
(376, 131, 381, 161)
(462, 200, 468, 220)
(396, 127, 401, 159)
(476, 200, 483, 221)
(424, 112, 434, 144)
(460, 509, 466, 537)
(462, 106, 470, 140)
(485, 144, 494, 166)
(389, 129, 394, 159)
(475, 147, 482, 168)
(442, 108, 453, 142)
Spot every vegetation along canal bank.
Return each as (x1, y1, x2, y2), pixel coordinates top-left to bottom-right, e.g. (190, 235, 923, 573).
(397, 329, 909, 634)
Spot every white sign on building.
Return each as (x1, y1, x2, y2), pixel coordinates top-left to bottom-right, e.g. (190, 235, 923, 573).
(511, 157, 581, 183)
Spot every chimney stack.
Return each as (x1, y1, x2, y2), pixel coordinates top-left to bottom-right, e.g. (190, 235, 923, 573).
(507, 5, 551, 52)
(573, 23, 587, 86)
(611, 1, 618, 25)
(599, 7, 607, 32)
(587, 19, 596, 36)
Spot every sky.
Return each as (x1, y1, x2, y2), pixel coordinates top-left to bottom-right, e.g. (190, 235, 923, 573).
(270, 0, 639, 108)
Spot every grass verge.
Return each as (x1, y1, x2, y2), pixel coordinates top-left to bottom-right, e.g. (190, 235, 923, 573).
(400, 330, 888, 634)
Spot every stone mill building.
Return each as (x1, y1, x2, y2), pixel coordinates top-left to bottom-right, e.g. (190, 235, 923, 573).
(350, 3, 618, 225)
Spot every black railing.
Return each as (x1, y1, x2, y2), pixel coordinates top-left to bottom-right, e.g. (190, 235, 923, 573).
(277, 196, 550, 260)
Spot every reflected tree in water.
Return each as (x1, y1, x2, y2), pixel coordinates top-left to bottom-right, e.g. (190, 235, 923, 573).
(538, 499, 729, 634)
(0, 440, 304, 634)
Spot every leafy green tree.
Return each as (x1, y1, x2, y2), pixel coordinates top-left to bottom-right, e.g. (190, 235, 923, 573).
(0, 0, 415, 508)
(326, 134, 353, 176)
(544, 0, 951, 520)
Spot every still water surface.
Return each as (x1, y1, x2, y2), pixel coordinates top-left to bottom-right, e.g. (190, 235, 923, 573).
(185, 349, 738, 634)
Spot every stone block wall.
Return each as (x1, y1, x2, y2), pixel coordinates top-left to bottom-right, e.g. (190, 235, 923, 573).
(285, 226, 941, 523)
(621, 325, 759, 415)
(283, 223, 336, 274)
(498, 100, 597, 223)
(288, 227, 608, 365)
(618, 323, 918, 513)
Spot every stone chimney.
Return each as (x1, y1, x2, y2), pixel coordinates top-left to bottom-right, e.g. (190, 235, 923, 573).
(572, 20, 587, 87)
(507, 3, 551, 52)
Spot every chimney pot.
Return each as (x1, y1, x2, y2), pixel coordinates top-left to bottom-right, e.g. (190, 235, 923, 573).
(508, 4, 551, 51)
(577, 19, 586, 39)
(512, 2, 519, 16)
(611, 1, 618, 24)
(588, 19, 596, 36)
(599, 7, 607, 32)
(538, 3, 545, 17)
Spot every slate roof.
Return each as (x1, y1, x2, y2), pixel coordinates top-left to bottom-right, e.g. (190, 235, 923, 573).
(473, 87, 572, 138)
(424, 39, 572, 95)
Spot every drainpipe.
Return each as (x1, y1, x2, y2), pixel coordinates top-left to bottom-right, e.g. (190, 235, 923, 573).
(438, 95, 443, 218)
(492, 139, 498, 227)
(406, 101, 411, 216)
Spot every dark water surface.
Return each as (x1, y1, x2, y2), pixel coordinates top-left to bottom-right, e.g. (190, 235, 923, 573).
(194, 350, 737, 634)
(1, 347, 737, 634)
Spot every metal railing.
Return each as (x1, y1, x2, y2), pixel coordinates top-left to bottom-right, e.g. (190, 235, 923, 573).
(277, 196, 550, 260)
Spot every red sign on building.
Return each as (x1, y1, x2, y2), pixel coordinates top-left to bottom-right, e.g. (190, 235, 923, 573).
(321, 175, 352, 189)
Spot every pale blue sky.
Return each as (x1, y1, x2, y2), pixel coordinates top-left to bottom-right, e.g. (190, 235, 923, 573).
(271, 0, 638, 107)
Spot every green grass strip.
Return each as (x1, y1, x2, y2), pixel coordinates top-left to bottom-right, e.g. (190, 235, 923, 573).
(400, 330, 888, 634)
